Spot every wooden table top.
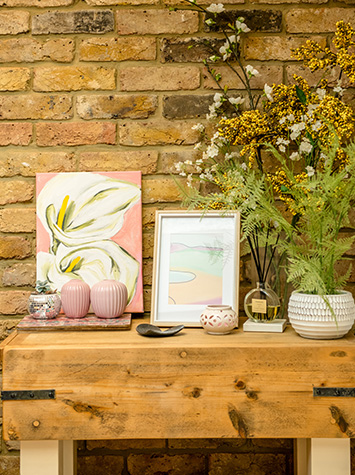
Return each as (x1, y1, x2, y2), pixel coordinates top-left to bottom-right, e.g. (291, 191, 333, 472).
(2, 317, 355, 441)
(4, 317, 355, 350)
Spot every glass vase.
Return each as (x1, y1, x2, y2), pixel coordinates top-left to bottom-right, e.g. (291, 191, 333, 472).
(244, 282, 280, 323)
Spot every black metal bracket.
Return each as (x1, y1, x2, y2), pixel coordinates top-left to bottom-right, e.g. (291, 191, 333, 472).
(1, 389, 55, 401)
(313, 387, 355, 397)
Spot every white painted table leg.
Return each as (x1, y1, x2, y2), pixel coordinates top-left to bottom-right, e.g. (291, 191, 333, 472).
(296, 438, 350, 475)
(20, 440, 77, 475)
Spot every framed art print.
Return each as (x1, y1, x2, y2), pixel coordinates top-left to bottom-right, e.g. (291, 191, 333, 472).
(151, 210, 240, 326)
(36, 171, 143, 313)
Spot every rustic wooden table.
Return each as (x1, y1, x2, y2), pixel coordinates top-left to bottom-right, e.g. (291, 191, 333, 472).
(1, 318, 355, 475)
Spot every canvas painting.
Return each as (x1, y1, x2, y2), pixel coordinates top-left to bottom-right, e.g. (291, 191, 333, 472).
(36, 171, 143, 313)
(168, 232, 225, 305)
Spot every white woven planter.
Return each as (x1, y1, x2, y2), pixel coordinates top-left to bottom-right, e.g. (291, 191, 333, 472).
(288, 291, 355, 339)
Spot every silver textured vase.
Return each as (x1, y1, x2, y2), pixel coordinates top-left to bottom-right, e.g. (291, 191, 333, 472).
(288, 290, 355, 339)
(28, 293, 61, 320)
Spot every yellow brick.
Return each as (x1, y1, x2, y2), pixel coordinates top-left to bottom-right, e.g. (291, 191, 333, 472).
(286, 8, 355, 33)
(76, 94, 157, 119)
(203, 65, 282, 90)
(0, 180, 34, 205)
(0, 236, 31, 259)
(79, 37, 156, 61)
(119, 120, 199, 146)
(0, 291, 31, 315)
(36, 122, 116, 146)
(0, 38, 74, 63)
(1, 0, 72, 5)
(0, 208, 36, 233)
(142, 177, 182, 203)
(34, 66, 115, 92)
(0, 94, 72, 120)
(0, 123, 32, 145)
(0, 151, 75, 177)
(0, 11, 29, 34)
(116, 10, 198, 35)
(78, 151, 158, 174)
(245, 36, 326, 61)
(120, 67, 200, 91)
(0, 68, 30, 91)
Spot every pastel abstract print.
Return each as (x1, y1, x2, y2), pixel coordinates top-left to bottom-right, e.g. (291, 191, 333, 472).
(168, 232, 224, 305)
(36, 172, 143, 313)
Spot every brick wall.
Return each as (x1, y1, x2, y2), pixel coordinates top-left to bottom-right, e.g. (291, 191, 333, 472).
(0, 0, 354, 473)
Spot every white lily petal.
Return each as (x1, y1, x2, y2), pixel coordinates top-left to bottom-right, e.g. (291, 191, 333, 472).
(38, 241, 139, 304)
(37, 173, 141, 248)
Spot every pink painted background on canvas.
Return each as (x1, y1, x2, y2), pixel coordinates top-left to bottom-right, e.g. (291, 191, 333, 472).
(36, 172, 143, 313)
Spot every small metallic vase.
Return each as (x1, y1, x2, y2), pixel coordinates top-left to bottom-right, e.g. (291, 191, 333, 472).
(28, 293, 61, 320)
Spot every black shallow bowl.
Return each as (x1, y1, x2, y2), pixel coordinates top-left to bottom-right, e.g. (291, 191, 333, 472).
(136, 323, 184, 337)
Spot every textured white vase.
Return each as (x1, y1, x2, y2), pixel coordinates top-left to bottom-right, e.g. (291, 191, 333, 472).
(200, 305, 238, 335)
(288, 291, 355, 339)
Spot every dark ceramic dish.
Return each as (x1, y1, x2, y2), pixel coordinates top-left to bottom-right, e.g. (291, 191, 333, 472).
(136, 323, 184, 337)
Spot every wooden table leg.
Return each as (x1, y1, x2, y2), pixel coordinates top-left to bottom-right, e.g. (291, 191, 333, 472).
(20, 440, 77, 475)
(295, 438, 350, 475)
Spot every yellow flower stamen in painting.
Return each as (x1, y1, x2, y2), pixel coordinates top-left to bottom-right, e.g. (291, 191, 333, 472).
(65, 256, 81, 273)
(57, 195, 69, 230)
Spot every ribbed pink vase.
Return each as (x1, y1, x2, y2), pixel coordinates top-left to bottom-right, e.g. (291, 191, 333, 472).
(61, 279, 90, 319)
(91, 280, 128, 319)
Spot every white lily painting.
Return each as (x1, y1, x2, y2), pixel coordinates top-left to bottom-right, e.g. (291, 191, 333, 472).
(36, 172, 143, 313)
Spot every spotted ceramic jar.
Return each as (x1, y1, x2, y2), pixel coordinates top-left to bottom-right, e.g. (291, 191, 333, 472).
(200, 305, 238, 335)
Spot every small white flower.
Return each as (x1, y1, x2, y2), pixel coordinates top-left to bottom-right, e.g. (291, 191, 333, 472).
(206, 3, 224, 13)
(184, 160, 193, 165)
(287, 114, 295, 122)
(228, 35, 237, 44)
(311, 120, 322, 131)
(306, 165, 315, 177)
(206, 104, 217, 120)
(290, 122, 306, 140)
(236, 19, 250, 32)
(175, 162, 183, 171)
(300, 138, 313, 155)
(245, 65, 259, 77)
(290, 152, 300, 161)
(307, 104, 318, 115)
(219, 44, 230, 61)
(316, 88, 326, 100)
(276, 137, 290, 146)
(278, 145, 286, 153)
(194, 142, 202, 150)
(206, 144, 219, 158)
(241, 162, 248, 171)
(228, 96, 245, 106)
(333, 85, 344, 95)
(213, 92, 223, 104)
(192, 123, 205, 133)
(264, 84, 273, 102)
(279, 117, 286, 125)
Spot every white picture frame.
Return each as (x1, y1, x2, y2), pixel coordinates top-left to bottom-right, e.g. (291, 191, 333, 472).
(151, 210, 240, 327)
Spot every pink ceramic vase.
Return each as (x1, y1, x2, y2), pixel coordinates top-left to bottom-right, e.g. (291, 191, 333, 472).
(91, 280, 128, 319)
(61, 279, 90, 319)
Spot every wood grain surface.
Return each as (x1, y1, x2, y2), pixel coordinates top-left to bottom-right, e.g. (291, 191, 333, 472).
(2, 319, 355, 441)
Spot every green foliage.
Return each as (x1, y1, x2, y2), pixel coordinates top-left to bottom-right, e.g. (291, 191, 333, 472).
(35, 280, 53, 294)
(254, 140, 355, 295)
